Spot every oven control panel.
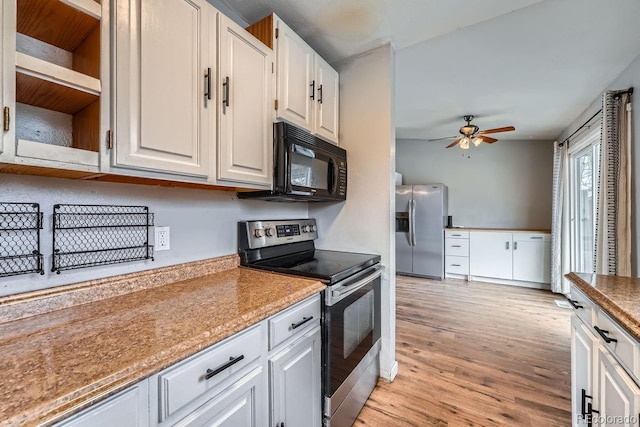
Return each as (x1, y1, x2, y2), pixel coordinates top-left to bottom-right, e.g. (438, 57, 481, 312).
(238, 219, 318, 249)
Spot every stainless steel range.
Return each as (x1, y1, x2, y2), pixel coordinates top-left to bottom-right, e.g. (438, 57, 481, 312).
(238, 218, 382, 426)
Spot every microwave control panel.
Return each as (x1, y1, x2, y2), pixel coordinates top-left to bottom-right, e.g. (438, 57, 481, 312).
(238, 219, 318, 249)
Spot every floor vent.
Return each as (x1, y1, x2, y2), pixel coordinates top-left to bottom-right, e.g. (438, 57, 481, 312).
(554, 300, 572, 309)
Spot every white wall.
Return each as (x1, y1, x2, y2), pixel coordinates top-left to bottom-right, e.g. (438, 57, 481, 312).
(558, 53, 640, 274)
(397, 139, 555, 229)
(0, 174, 307, 297)
(309, 44, 397, 381)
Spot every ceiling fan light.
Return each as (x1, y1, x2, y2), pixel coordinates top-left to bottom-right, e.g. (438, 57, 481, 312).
(472, 136, 483, 147)
(460, 125, 479, 135)
(459, 137, 470, 149)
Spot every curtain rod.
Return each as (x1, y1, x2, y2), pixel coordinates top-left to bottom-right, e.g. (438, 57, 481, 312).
(559, 109, 601, 147)
(559, 87, 633, 146)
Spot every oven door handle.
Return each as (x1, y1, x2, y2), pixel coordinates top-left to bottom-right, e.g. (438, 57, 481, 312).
(331, 265, 383, 302)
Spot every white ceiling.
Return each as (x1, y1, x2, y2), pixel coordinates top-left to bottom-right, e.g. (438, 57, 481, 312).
(218, 0, 640, 142)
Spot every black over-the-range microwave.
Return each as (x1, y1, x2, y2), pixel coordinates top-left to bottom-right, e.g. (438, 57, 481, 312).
(238, 122, 347, 202)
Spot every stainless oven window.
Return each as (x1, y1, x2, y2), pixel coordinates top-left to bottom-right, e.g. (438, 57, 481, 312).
(343, 290, 374, 358)
(291, 144, 329, 190)
(324, 267, 381, 397)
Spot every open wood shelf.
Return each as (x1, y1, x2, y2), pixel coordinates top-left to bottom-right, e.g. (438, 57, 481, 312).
(17, 0, 100, 52)
(16, 71, 99, 115)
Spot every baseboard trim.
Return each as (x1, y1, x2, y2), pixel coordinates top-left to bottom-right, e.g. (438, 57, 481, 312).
(380, 360, 399, 382)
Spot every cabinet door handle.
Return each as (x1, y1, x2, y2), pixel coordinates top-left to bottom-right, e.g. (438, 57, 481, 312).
(204, 68, 212, 103)
(317, 84, 323, 104)
(310, 80, 315, 100)
(514, 242, 518, 250)
(291, 316, 313, 330)
(3, 107, 9, 131)
(222, 76, 230, 108)
(581, 388, 594, 417)
(566, 298, 583, 310)
(505, 241, 510, 250)
(205, 354, 244, 379)
(586, 402, 599, 427)
(593, 326, 618, 343)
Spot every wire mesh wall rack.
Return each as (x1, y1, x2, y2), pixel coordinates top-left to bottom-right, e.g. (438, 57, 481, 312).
(52, 204, 154, 273)
(0, 202, 44, 277)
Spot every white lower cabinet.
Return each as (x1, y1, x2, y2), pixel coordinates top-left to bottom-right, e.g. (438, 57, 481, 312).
(468, 231, 551, 286)
(173, 367, 264, 427)
(54, 381, 149, 427)
(270, 326, 321, 427)
(53, 295, 322, 427)
(571, 315, 597, 426)
(598, 348, 640, 426)
(570, 284, 640, 426)
(469, 231, 513, 280)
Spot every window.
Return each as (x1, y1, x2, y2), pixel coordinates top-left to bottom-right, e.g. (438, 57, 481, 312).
(568, 128, 600, 273)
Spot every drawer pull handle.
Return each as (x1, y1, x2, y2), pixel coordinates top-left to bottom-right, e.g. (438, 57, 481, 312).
(593, 326, 618, 343)
(530, 236, 543, 239)
(451, 245, 462, 248)
(451, 264, 461, 267)
(566, 298, 583, 310)
(452, 234, 461, 237)
(291, 316, 314, 330)
(205, 355, 245, 379)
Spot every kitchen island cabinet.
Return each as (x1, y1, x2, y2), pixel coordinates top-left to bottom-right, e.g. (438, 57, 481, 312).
(567, 273, 640, 426)
(0, 255, 324, 426)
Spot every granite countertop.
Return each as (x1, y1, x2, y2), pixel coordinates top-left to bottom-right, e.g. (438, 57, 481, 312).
(0, 257, 325, 426)
(446, 227, 551, 233)
(566, 272, 640, 341)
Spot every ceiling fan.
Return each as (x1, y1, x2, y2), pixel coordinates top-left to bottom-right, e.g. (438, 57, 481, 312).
(429, 115, 515, 149)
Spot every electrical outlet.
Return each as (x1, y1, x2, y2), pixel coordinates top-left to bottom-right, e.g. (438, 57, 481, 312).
(155, 226, 170, 251)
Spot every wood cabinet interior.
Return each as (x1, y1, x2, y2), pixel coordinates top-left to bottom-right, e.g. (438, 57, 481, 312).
(15, 0, 102, 154)
(245, 14, 274, 49)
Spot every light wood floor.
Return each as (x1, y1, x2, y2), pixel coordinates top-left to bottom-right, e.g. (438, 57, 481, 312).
(355, 276, 572, 426)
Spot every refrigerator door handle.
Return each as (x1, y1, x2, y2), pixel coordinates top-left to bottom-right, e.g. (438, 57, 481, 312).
(410, 199, 417, 246)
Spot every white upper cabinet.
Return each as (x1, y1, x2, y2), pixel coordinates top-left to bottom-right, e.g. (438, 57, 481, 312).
(313, 55, 339, 144)
(275, 22, 314, 131)
(1, 0, 106, 171)
(216, 15, 273, 187)
(247, 14, 340, 145)
(113, 0, 215, 178)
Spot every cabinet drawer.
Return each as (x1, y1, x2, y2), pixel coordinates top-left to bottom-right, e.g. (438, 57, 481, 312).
(445, 238, 469, 256)
(269, 294, 320, 350)
(445, 256, 469, 275)
(595, 310, 639, 378)
(569, 285, 596, 327)
(513, 233, 550, 242)
(445, 230, 469, 239)
(158, 323, 264, 421)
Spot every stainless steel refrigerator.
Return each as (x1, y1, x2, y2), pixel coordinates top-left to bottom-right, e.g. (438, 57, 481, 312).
(396, 184, 448, 279)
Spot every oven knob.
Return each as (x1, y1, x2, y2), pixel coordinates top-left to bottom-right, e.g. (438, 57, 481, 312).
(265, 227, 274, 237)
(301, 225, 309, 233)
(254, 228, 265, 238)
(310, 225, 316, 232)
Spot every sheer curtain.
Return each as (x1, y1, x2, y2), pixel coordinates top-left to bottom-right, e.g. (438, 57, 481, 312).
(595, 90, 633, 276)
(551, 141, 570, 293)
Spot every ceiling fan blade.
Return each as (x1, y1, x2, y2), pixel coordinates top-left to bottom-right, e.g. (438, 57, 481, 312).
(428, 135, 458, 141)
(478, 135, 498, 144)
(446, 138, 462, 148)
(478, 126, 515, 135)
